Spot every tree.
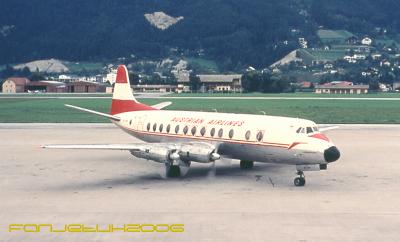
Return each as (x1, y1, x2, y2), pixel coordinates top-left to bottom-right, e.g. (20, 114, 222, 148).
(21, 67, 31, 77)
(369, 80, 380, 91)
(242, 72, 262, 92)
(1, 65, 16, 78)
(129, 73, 140, 85)
(189, 73, 201, 92)
(29, 72, 45, 81)
(242, 71, 292, 93)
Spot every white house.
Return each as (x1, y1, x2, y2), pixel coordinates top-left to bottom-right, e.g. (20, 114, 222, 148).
(354, 54, 366, 60)
(298, 38, 308, 49)
(106, 69, 117, 84)
(361, 37, 372, 45)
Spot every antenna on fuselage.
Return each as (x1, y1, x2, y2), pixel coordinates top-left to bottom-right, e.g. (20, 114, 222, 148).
(259, 111, 266, 115)
(212, 108, 218, 113)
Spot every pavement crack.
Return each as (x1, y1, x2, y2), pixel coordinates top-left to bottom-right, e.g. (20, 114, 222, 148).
(268, 176, 275, 187)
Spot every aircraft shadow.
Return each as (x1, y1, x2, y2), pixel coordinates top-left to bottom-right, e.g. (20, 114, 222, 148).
(49, 163, 289, 191)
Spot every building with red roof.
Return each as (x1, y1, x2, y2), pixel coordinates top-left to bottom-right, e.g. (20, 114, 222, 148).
(315, 81, 369, 94)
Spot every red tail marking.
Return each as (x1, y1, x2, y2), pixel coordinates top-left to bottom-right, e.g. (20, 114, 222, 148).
(116, 65, 128, 84)
(110, 99, 156, 115)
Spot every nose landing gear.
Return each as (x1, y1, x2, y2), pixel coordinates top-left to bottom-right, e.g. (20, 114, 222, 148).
(294, 171, 306, 187)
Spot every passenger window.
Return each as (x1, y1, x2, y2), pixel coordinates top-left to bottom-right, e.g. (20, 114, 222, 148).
(175, 125, 180, 134)
(200, 127, 206, 136)
(210, 128, 216, 137)
(191, 126, 197, 136)
(245, 130, 251, 140)
(256, 131, 264, 142)
(147, 123, 151, 131)
(218, 128, 224, 138)
(306, 127, 313, 134)
(159, 124, 163, 132)
(129, 120, 132, 125)
(229, 129, 234, 139)
(183, 126, 189, 135)
(153, 123, 157, 132)
(166, 124, 171, 133)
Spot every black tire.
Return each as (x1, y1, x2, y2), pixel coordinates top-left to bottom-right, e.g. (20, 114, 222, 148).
(294, 177, 306, 187)
(240, 160, 254, 169)
(167, 165, 181, 178)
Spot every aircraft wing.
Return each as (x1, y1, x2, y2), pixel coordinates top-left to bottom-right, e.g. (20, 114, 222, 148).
(42, 141, 220, 163)
(65, 104, 121, 121)
(41, 144, 146, 151)
(319, 125, 339, 132)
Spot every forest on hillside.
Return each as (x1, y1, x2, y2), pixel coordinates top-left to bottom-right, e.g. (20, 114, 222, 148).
(1, 0, 400, 71)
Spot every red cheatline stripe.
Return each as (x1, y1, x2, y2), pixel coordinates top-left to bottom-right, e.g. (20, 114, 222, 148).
(110, 99, 156, 115)
(287, 142, 306, 149)
(116, 123, 293, 149)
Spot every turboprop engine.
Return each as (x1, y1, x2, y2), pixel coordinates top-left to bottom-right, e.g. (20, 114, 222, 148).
(129, 143, 220, 164)
(178, 143, 220, 163)
(130, 147, 176, 163)
(130, 143, 220, 178)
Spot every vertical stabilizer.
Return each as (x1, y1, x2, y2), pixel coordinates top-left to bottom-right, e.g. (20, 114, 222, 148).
(110, 65, 156, 115)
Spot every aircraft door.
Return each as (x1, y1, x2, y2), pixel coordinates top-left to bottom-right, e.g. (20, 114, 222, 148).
(135, 115, 147, 131)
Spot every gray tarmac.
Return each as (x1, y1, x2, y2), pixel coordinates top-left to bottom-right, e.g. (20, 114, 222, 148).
(1, 124, 400, 242)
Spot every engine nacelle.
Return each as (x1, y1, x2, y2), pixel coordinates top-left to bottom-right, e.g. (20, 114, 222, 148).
(178, 143, 220, 163)
(130, 147, 173, 163)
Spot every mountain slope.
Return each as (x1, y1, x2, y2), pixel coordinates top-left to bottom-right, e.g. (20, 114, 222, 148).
(1, 0, 399, 70)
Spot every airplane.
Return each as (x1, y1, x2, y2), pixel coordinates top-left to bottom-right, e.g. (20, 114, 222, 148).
(43, 65, 340, 187)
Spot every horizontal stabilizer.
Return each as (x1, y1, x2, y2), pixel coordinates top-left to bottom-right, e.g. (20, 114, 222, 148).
(319, 126, 339, 132)
(65, 104, 121, 121)
(151, 101, 172, 110)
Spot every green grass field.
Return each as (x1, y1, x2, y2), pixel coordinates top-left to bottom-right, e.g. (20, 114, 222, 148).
(167, 92, 400, 98)
(63, 61, 105, 73)
(0, 97, 400, 123)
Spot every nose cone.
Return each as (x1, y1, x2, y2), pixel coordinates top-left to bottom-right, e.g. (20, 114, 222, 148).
(324, 146, 340, 163)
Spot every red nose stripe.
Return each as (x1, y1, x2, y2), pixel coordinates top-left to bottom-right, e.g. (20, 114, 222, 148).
(116, 65, 128, 84)
(310, 133, 330, 142)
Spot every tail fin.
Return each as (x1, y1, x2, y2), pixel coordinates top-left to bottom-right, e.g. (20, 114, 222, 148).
(110, 65, 156, 115)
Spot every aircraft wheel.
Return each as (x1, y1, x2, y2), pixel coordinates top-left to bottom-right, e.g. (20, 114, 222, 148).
(240, 160, 254, 169)
(294, 177, 306, 187)
(166, 165, 181, 178)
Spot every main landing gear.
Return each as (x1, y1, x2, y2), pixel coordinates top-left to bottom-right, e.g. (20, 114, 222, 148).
(164, 160, 191, 178)
(166, 165, 181, 178)
(294, 171, 306, 187)
(240, 160, 254, 169)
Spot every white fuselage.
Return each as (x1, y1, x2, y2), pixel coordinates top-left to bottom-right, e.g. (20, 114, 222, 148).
(112, 110, 336, 165)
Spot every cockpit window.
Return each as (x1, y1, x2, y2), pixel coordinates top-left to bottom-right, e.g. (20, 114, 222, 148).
(296, 127, 306, 134)
(297, 126, 318, 134)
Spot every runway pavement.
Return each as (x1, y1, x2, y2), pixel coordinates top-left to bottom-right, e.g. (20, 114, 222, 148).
(1, 124, 400, 241)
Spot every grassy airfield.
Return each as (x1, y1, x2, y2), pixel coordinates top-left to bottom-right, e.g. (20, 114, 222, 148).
(0, 95, 400, 123)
